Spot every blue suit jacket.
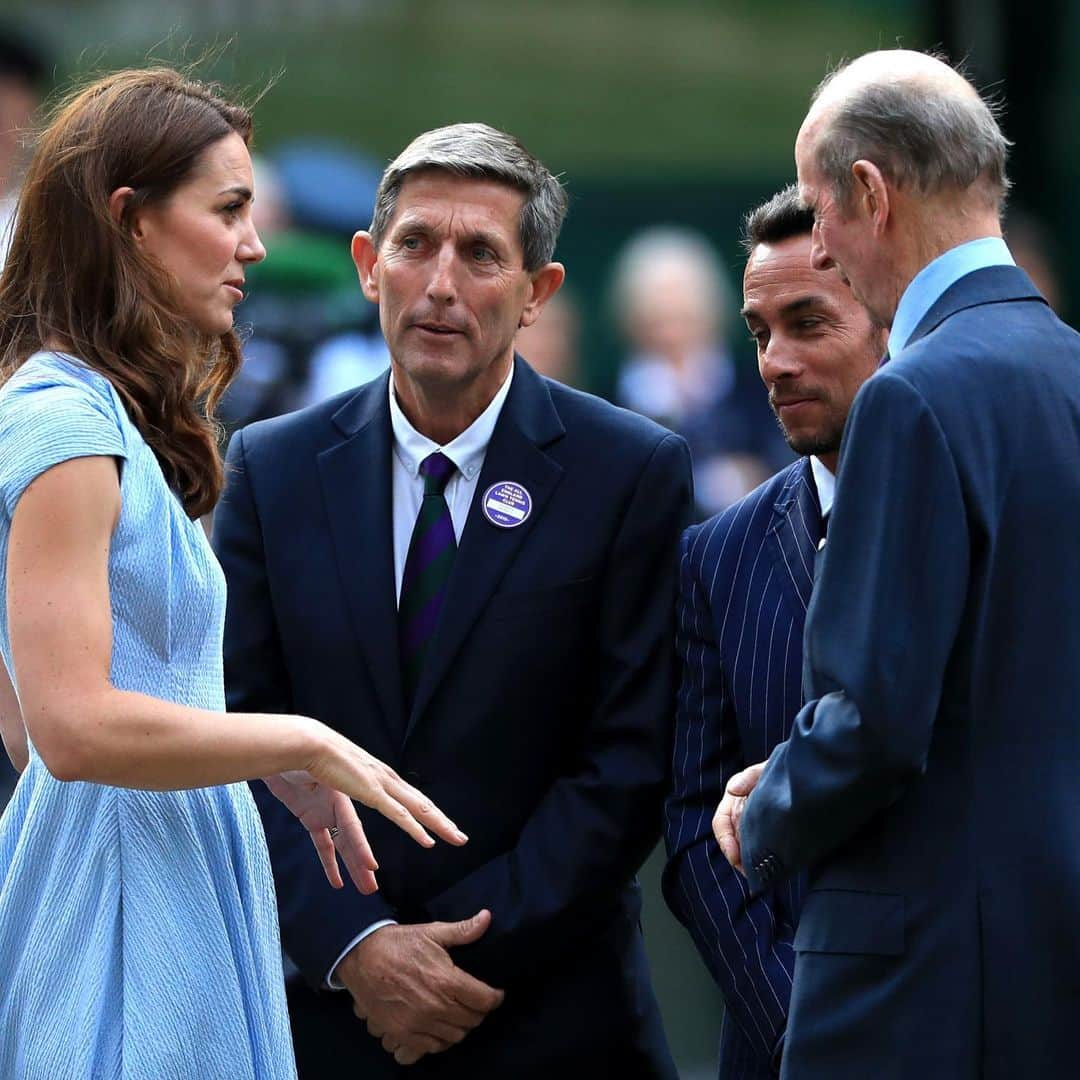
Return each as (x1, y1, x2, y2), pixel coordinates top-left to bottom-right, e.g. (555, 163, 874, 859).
(664, 459, 821, 1078)
(741, 266, 1080, 1078)
(214, 356, 691, 1078)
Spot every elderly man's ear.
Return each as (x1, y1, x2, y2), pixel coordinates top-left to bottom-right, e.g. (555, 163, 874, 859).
(850, 161, 891, 234)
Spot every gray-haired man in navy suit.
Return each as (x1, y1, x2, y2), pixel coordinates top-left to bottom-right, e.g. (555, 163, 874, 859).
(663, 185, 884, 1078)
(216, 122, 690, 1079)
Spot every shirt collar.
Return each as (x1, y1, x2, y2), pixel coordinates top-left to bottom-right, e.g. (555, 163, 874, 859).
(389, 362, 515, 483)
(888, 237, 1015, 357)
(809, 455, 835, 519)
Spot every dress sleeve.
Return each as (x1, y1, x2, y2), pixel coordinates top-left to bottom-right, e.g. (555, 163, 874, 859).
(0, 372, 128, 520)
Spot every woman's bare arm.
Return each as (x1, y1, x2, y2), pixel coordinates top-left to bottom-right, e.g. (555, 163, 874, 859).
(7, 456, 466, 864)
(8, 454, 330, 788)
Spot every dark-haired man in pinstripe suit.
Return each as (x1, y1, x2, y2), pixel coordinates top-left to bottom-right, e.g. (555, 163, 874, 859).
(663, 186, 885, 1078)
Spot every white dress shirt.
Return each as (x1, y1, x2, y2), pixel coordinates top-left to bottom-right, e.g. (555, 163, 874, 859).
(390, 364, 515, 599)
(325, 361, 514, 988)
(809, 455, 835, 519)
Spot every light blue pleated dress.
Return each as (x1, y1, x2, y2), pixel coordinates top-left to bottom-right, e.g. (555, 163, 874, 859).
(0, 353, 296, 1080)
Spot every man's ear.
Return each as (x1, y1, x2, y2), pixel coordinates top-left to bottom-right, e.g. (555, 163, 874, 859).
(108, 186, 139, 236)
(518, 262, 566, 329)
(351, 231, 381, 304)
(851, 160, 890, 235)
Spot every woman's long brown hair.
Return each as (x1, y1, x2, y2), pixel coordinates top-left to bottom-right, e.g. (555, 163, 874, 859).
(0, 68, 254, 519)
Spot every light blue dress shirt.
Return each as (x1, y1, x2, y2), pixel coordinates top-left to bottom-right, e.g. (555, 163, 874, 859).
(887, 237, 1016, 357)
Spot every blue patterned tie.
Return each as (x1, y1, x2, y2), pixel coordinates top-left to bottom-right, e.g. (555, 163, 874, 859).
(399, 452, 458, 709)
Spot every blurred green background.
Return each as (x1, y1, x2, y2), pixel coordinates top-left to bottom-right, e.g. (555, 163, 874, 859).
(7, 1, 1075, 1074)
(9, 0, 1076, 390)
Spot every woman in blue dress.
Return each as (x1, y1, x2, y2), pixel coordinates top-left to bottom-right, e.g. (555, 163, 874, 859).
(0, 69, 467, 1079)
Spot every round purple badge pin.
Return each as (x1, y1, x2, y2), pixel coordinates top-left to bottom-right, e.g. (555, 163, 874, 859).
(482, 481, 532, 529)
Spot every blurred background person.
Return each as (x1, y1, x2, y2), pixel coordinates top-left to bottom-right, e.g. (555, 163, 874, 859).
(609, 226, 791, 518)
(0, 25, 46, 267)
(273, 140, 389, 408)
(220, 141, 389, 430)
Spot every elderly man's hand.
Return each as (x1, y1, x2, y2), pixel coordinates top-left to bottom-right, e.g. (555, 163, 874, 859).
(712, 762, 767, 875)
(337, 911, 504, 1066)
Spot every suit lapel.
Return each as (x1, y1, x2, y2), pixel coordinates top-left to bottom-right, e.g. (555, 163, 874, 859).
(406, 358, 565, 738)
(765, 459, 821, 627)
(317, 373, 408, 742)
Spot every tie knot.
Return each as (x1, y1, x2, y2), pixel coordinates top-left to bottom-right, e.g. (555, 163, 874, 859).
(420, 451, 456, 495)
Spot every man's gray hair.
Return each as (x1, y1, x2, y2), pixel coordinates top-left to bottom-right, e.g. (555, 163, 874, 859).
(368, 122, 568, 271)
(812, 59, 1012, 211)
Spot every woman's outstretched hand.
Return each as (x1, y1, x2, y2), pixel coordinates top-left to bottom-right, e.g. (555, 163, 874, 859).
(263, 772, 381, 892)
(263, 726, 468, 892)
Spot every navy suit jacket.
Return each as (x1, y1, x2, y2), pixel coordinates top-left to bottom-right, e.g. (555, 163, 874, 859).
(664, 459, 820, 1078)
(741, 266, 1080, 1079)
(214, 356, 691, 1077)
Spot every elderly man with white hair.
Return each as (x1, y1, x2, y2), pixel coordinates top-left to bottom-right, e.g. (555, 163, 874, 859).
(715, 50, 1080, 1079)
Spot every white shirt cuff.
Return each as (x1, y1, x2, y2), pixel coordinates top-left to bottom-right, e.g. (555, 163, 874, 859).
(325, 920, 397, 990)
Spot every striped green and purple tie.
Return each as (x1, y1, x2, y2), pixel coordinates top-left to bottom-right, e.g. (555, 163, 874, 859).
(399, 451, 458, 709)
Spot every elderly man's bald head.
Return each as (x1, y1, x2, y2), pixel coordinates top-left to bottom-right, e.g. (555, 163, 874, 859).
(810, 50, 981, 117)
(798, 49, 1010, 213)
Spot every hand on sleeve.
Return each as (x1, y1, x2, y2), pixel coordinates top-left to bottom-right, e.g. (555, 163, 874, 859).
(713, 761, 767, 875)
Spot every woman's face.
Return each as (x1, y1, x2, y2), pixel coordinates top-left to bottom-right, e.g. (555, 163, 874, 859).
(133, 131, 266, 336)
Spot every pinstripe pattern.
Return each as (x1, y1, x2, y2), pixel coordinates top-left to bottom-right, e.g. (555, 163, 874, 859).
(663, 458, 821, 1079)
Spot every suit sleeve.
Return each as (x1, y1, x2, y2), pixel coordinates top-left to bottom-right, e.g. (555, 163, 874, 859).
(214, 428, 396, 985)
(422, 432, 693, 983)
(663, 525, 794, 1068)
(741, 372, 970, 892)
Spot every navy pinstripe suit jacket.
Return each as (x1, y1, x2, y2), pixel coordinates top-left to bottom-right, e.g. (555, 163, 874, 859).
(664, 458, 823, 1078)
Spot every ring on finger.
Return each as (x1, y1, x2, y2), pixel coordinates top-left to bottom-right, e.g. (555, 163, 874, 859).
(328, 826, 340, 840)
